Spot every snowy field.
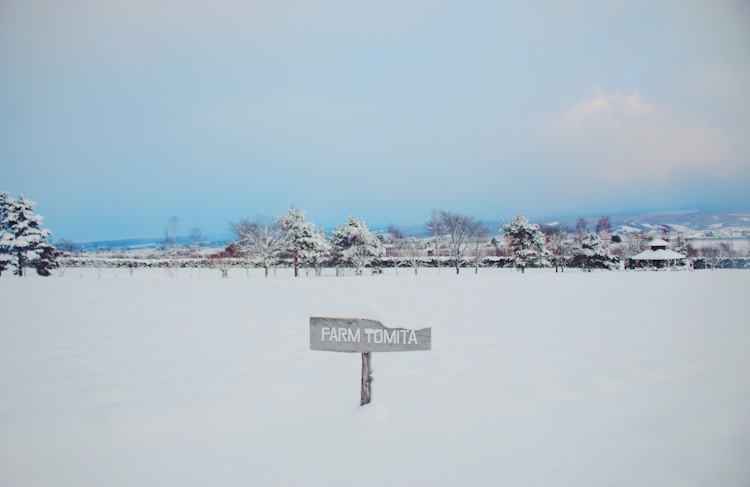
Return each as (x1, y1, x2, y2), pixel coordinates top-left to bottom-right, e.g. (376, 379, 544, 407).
(1, 268, 749, 487)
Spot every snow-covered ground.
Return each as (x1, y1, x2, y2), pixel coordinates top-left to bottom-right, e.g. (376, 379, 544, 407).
(1, 268, 749, 486)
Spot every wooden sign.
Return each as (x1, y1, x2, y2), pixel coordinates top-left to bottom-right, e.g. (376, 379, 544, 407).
(309, 317, 431, 405)
(310, 317, 431, 353)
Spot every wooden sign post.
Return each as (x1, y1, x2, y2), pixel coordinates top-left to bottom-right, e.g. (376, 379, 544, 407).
(310, 317, 431, 405)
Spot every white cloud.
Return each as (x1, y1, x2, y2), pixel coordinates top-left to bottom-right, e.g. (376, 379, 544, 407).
(546, 88, 731, 184)
(561, 88, 656, 125)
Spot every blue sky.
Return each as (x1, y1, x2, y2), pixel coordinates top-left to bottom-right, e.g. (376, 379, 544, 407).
(1, 0, 749, 241)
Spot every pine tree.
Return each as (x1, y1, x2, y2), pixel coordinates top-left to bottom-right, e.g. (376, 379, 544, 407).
(0, 192, 56, 276)
(331, 217, 385, 275)
(502, 214, 552, 273)
(0, 192, 12, 276)
(572, 232, 619, 270)
(278, 207, 329, 277)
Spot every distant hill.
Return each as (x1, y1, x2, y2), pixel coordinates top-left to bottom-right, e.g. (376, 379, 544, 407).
(71, 234, 234, 252)
(70, 210, 749, 251)
(534, 211, 750, 239)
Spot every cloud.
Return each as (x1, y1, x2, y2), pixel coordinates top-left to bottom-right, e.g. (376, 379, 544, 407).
(545, 88, 731, 184)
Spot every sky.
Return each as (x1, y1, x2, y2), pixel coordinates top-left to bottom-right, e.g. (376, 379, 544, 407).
(1, 0, 749, 241)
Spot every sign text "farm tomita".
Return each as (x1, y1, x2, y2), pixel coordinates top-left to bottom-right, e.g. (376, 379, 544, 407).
(322, 326, 418, 346)
(309, 317, 431, 353)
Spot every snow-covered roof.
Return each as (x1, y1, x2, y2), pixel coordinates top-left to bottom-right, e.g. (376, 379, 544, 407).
(648, 238, 670, 248)
(632, 248, 686, 261)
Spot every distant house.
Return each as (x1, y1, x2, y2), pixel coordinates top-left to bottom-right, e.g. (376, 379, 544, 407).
(629, 239, 687, 269)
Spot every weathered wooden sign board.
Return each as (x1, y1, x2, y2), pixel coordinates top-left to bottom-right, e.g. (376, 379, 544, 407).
(310, 317, 431, 405)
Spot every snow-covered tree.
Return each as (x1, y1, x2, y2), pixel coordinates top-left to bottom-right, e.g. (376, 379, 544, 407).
(595, 216, 612, 246)
(576, 217, 588, 235)
(571, 232, 619, 270)
(400, 238, 425, 275)
(306, 229, 331, 276)
(277, 207, 330, 277)
(700, 245, 720, 270)
(188, 227, 204, 259)
(0, 251, 11, 276)
(0, 192, 56, 276)
(33, 244, 57, 277)
(0, 192, 12, 276)
(673, 234, 689, 257)
(502, 214, 552, 273)
(469, 227, 491, 274)
(164, 216, 180, 256)
(434, 210, 485, 275)
(331, 217, 385, 275)
(231, 216, 285, 277)
(624, 231, 647, 257)
(426, 210, 443, 272)
(208, 243, 242, 278)
(542, 224, 573, 273)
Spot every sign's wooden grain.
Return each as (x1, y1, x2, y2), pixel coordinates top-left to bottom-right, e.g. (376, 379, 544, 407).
(360, 352, 372, 406)
(310, 317, 431, 353)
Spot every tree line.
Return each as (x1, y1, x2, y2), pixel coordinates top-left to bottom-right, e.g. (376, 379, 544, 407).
(2, 191, 747, 277)
(53, 210, 655, 276)
(163, 210, 622, 277)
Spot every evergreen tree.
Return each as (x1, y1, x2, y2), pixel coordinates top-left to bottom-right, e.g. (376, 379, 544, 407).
(0, 249, 10, 275)
(572, 232, 619, 270)
(0, 192, 56, 276)
(34, 244, 57, 276)
(331, 217, 385, 275)
(278, 207, 329, 277)
(502, 214, 552, 273)
(674, 234, 689, 256)
(0, 192, 12, 276)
